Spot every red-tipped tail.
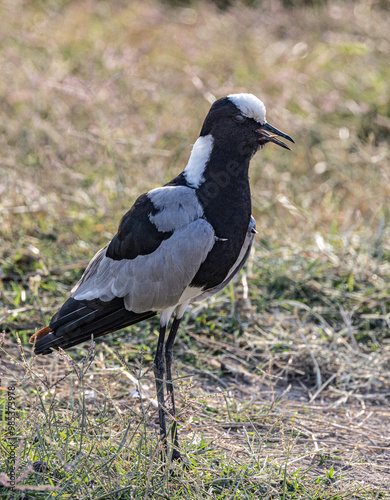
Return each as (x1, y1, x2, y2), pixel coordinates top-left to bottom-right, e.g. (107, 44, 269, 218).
(29, 326, 52, 344)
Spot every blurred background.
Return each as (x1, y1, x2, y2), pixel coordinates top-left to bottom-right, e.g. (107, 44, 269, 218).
(0, 1, 390, 495)
(1, 0, 389, 265)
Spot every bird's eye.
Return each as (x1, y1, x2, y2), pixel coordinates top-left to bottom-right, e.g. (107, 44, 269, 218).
(233, 114, 246, 123)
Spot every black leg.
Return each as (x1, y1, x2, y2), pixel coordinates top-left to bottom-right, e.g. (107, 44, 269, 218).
(153, 324, 167, 457)
(165, 317, 182, 461)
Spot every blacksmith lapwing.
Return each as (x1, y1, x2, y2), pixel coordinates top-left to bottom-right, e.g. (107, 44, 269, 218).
(30, 93, 294, 461)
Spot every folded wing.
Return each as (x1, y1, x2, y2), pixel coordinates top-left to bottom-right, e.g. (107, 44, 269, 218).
(31, 187, 216, 354)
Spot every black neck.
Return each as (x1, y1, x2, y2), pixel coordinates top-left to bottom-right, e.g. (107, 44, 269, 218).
(197, 140, 252, 208)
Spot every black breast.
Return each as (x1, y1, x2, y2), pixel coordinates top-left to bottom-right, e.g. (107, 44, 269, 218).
(190, 174, 251, 290)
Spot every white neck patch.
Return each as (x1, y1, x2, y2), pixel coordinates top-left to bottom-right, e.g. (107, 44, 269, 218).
(228, 93, 266, 125)
(183, 134, 214, 188)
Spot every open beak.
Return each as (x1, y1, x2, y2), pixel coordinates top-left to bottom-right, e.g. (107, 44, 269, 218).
(256, 122, 294, 150)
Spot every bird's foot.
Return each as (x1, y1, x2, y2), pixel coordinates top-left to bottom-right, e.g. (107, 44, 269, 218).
(169, 449, 190, 475)
(171, 448, 182, 462)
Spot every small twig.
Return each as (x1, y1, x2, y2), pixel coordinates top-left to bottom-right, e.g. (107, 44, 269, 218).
(339, 306, 359, 351)
(143, 442, 160, 500)
(297, 329, 322, 391)
(298, 416, 378, 446)
(281, 300, 334, 333)
(309, 373, 338, 403)
(186, 331, 250, 357)
(49, 260, 90, 275)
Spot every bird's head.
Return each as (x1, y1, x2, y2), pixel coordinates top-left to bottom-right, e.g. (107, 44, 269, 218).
(199, 93, 294, 156)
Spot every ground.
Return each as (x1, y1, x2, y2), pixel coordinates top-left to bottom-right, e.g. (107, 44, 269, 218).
(0, 0, 389, 498)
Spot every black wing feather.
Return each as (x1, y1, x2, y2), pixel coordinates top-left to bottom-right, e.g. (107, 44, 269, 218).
(106, 193, 172, 260)
(35, 297, 156, 355)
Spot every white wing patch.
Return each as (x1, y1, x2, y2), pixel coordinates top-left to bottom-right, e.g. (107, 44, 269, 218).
(228, 93, 266, 125)
(73, 219, 216, 314)
(183, 134, 214, 188)
(148, 186, 204, 232)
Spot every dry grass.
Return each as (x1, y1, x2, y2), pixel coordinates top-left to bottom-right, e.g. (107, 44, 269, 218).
(1, 0, 390, 498)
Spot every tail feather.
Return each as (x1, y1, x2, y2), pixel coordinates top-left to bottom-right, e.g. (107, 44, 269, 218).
(30, 326, 52, 344)
(30, 297, 156, 355)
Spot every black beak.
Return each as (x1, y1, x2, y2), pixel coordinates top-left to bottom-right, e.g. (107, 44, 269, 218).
(256, 122, 294, 150)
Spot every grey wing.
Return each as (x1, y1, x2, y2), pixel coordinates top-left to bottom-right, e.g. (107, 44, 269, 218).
(191, 215, 256, 303)
(72, 218, 216, 313)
